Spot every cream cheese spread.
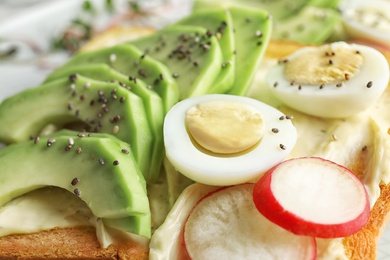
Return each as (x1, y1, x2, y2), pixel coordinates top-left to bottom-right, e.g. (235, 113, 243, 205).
(0, 186, 148, 248)
(0, 186, 94, 237)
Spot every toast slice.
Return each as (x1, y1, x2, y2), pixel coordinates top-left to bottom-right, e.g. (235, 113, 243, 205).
(0, 226, 148, 260)
(0, 33, 389, 260)
(343, 183, 390, 259)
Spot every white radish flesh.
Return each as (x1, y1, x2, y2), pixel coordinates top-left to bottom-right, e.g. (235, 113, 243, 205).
(253, 157, 370, 238)
(184, 184, 316, 260)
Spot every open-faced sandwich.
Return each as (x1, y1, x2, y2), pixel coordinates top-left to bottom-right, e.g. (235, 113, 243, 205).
(0, 0, 390, 259)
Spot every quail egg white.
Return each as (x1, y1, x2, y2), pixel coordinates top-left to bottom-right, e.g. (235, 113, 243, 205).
(340, 0, 390, 47)
(163, 94, 297, 186)
(265, 41, 389, 118)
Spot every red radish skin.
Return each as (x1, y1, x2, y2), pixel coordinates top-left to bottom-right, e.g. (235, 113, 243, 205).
(253, 157, 370, 238)
(178, 232, 191, 260)
(183, 184, 316, 260)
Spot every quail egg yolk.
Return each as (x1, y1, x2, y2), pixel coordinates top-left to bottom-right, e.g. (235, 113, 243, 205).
(186, 101, 265, 154)
(266, 41, 389, 118)
(284, 44, 364, 85)
(163, 94, 297, 186)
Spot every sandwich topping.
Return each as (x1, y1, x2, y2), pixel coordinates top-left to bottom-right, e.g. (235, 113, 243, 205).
(341, 0, 390, 46)
(266, 42, 389, 118)
(163, 94, 297, 186)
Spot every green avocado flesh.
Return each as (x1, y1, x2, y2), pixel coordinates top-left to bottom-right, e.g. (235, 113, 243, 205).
(308, 0, 341, 9)
(103, 215, 151, 237)
(43, 63, 164, 183)
(47, 44, 179, 114)
(272, 6, 341, 44)
(0, 75, 153, 180)
(0, 130, 151, 238)
(175, 9, 235, 94)
(193, 0, 307, 21)
(193, 0, 343, 45)
(130, 25, 223, 100)
(227, 6, 272, 95)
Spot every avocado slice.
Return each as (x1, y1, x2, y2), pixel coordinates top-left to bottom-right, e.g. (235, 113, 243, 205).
(227, 6, 272, 95)
(46, 44, 179, 114)
(272, 6, 341, 44)
(130, 25, 224, 99)
(0, 130, 151, 237)
(103, 214, 151, 238)
(308, 0, 341, 9)
(43, 63, 164, 183)
(193, 0, 308, 20)
(0, 75, 153, 179)
(193, 0, 342, 45)
(174, 9, 235, 94)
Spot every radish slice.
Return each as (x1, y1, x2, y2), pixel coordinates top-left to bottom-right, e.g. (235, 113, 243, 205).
(253, 157, 370, 238)
(184, 184, 316, 260)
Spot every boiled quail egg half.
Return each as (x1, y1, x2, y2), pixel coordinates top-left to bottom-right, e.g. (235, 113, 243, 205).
(163, 94, 297, 186)
(340, 0, 390, 47)
(266, 41, 389, 118)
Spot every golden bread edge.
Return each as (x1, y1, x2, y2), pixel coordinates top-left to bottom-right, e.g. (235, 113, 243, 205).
(0, 226, 148, 260)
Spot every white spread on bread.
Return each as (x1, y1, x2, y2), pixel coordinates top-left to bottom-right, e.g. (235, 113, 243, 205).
(0, 186, 149, 248)
(0, 187, 94, 236)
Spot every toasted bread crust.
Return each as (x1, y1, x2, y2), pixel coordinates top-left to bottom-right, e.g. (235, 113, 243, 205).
(0, 226, 148, 260)
(343, 183, 390, 260)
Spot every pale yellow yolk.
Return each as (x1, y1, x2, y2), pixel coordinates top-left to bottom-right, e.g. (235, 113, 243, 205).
(185, 101, 264, 154)
(284, 44, 364, 85)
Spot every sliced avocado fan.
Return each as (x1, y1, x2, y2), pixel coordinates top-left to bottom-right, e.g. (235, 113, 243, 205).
(193, 0, 308, 21)
(174, 8, 236, 94)
(43, 63, 164, 183)
(0, 75, 153, 180)
(158, 6, 272, 96)
(308, 0, 341, 9)
(193, 0, 345, 45)
(47, 44, 179, 114)
(0, 130, 151, 238)
(130, 25, 224, 100)
(272, 6, 342, 44)
(227, 6, 272, 95)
